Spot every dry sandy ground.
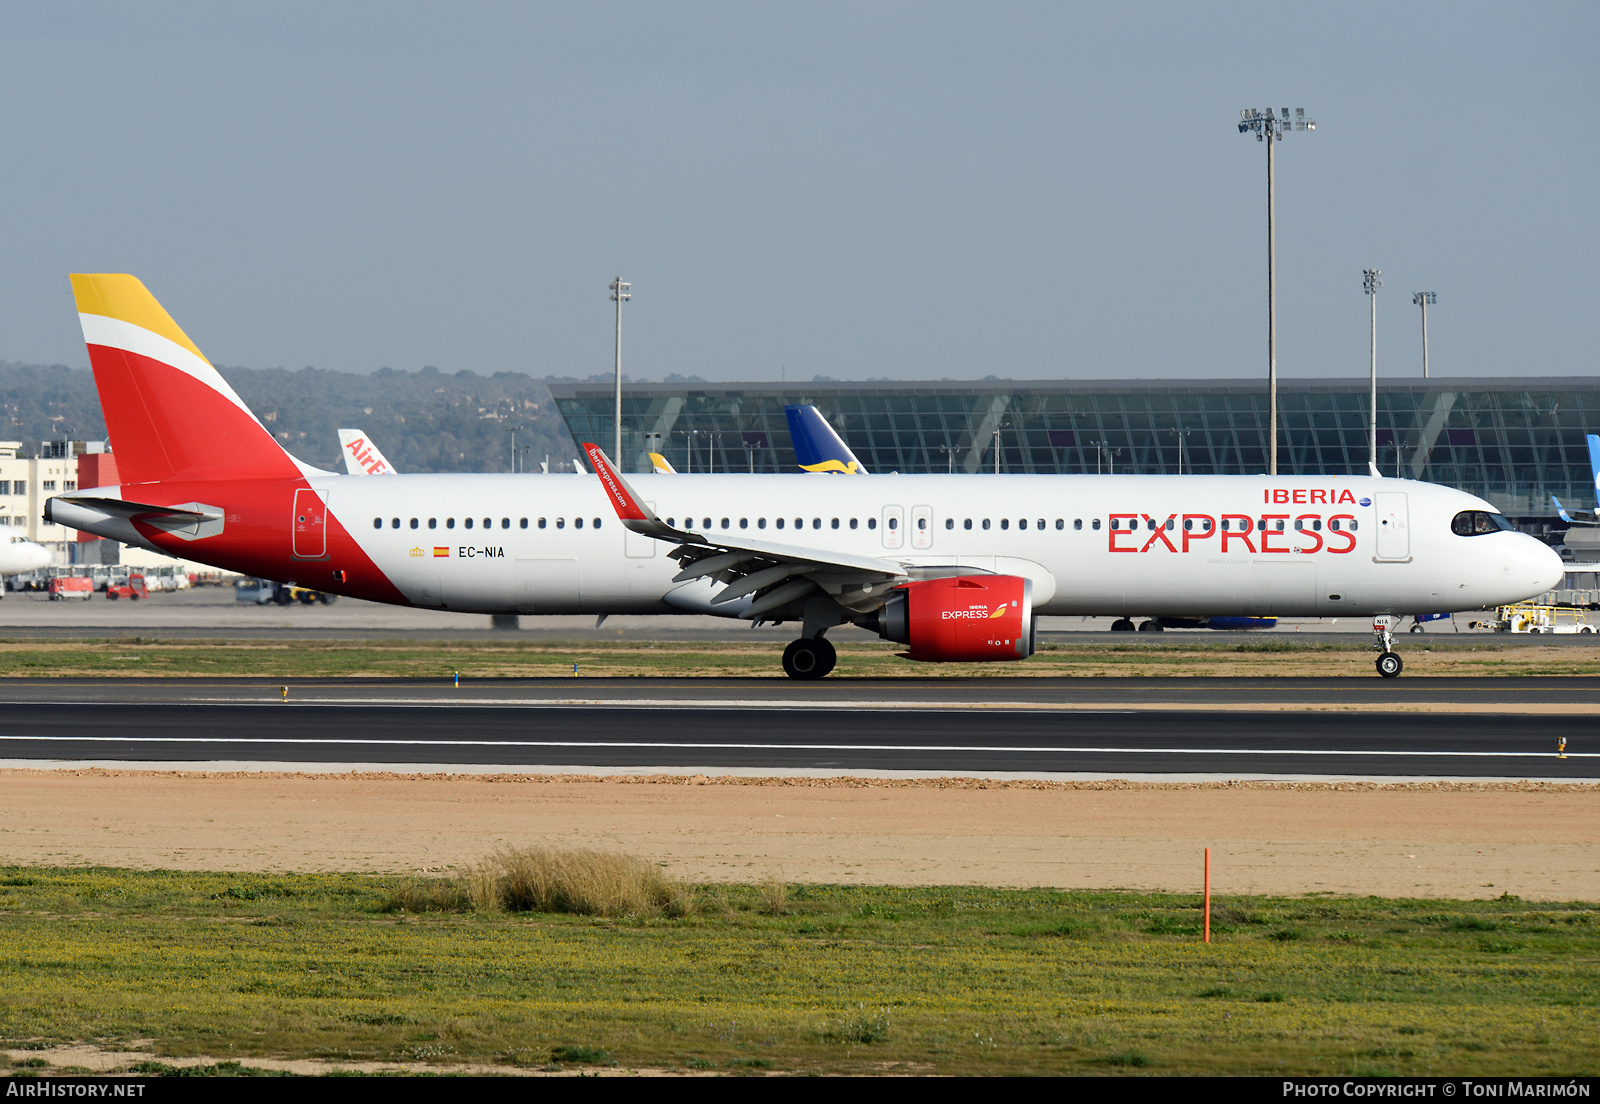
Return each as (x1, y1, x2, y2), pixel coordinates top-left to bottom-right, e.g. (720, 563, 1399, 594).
(1, 770, 1595, 901)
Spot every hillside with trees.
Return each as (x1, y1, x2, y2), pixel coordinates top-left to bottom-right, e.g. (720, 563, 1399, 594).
(0, 361, 584, 472)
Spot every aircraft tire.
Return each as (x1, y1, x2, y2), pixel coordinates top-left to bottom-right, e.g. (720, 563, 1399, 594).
(1409, 624, 1424, 633)
(815, 637, 837, 677)
(1111, 619, 1136, 632)
(1376, 651, 1403, 678)
(1137, 620, 1164, 632)
(782, 638, 831, 680)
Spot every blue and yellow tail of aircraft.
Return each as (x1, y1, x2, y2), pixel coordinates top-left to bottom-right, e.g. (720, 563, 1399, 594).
(1550, 434, 1600, 524)
(786, 404, 869, 474)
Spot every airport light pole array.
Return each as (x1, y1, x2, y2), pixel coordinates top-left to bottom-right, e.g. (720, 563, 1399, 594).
(1413, 291, 1437, 378)
(1237, 106, 1315, 476)
(609, 277, 631, 463)
(1365, 269, 1383, 476)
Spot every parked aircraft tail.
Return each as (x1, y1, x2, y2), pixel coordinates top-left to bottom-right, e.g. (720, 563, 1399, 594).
(338, 429, 398, 475)
(69, 274, 307, 485)
(785, 404, 868, 474)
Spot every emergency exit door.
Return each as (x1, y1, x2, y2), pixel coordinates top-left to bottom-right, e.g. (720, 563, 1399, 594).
(292, 488, 327, 558)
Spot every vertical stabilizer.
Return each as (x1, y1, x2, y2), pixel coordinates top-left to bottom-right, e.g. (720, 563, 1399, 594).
(338, 429, 399, 475)
(69, 274, 303, 485)
(785, 404, 868, 474)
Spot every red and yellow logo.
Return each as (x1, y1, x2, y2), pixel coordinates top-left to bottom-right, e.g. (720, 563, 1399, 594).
(433, 547, 449, 558)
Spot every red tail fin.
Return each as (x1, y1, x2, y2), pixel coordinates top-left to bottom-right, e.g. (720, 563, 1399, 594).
(70, 274, 303, 485)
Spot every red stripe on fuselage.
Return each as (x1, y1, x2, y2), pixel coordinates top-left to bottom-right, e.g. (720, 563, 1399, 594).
(123, 476, 410, 606)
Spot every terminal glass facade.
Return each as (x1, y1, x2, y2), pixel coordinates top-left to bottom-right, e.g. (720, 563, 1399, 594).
(550, 378, 1600, 520)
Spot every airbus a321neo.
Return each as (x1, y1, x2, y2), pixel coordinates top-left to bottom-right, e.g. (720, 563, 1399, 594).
(49, 274, 1563, 678)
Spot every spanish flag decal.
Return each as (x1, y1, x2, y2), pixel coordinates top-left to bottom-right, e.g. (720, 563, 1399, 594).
(433, 547, 449, 558)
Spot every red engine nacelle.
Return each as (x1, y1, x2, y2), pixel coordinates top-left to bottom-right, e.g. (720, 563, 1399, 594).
(874, 574, 1036, 662)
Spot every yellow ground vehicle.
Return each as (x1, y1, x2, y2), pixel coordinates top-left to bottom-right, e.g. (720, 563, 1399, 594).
(1482, 603, 1596, 634)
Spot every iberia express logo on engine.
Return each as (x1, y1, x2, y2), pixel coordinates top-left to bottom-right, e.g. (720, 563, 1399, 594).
(942, 604, 1009, 620)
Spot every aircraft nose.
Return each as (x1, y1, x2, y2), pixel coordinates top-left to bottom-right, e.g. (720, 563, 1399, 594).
(1528, 537, 1565, 593)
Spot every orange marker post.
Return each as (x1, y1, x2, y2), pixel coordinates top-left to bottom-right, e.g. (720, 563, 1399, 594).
(1203, 848, 1211, 944)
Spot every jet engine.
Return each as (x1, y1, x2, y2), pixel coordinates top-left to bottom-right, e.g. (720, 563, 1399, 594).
(870, 574, 1036, 662)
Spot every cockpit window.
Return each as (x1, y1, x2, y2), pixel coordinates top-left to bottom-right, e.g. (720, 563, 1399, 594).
(1451, 510, 1515, 536)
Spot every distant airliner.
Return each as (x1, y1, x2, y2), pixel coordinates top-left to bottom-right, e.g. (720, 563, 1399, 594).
(50, 274, 1562, 678)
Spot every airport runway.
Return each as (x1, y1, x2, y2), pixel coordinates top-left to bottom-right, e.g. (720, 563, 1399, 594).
(0, 679, 1594, 778)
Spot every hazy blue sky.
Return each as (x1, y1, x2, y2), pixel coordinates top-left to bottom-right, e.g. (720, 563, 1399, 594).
(1, 2, 1593, 383)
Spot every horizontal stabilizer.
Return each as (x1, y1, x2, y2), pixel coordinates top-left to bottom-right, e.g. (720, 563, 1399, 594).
(46, 493, 225, 548)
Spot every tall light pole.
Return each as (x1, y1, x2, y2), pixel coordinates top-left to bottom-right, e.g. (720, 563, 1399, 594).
(609, 277, 631, 463)
(1237, 106, 1315, 476)
(1365, 268, 1382, 476)
(1413, 291, 1436, 378)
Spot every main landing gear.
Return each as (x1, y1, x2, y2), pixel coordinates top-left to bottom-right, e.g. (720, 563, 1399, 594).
(782, 636, 837, 680)
(1373, 615, 1404, 678)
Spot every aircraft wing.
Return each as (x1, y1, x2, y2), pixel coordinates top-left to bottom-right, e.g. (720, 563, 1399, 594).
(583, 442, 906, 618)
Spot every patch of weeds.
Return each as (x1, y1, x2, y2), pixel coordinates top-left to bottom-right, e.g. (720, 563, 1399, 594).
(1451, 918, 1499, 932)
(727, 1057, 775, 1068)
(854, 904, 900, 921)
(1098, 1052, 1153, 1067)
(1009, 920, 1077, 938)
(756, 880, 788, 917)
(824, 1003, 891, 1044)
(10, 1058, 48, 1069)
(1144, 914, 1201, 936)
(549, 1045, 612, 1066)
(343, 1012, 408, 1026)
(1256, 992, 1287, 1003)
(1328, 930, 1362, 943)
(2, 876, 40, 886)
(1396, 1026, 1424, 1036)
(400, 1043, 456, 1061)
(128, 1061, 287, 1077)
(1270, 928, 1303, 942)
(685, 1058, 717, 1069)
(1477, 939, 1522, 954)
(1194, 986, 1233, 999)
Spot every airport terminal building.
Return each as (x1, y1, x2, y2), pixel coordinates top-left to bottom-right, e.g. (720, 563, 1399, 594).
(551, 376, 1600, 531)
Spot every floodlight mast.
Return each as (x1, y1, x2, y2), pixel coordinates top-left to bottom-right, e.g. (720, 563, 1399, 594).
(1365, 269, 1383, 476)
(1413, 291, 1437, 378)
(609, 277, 631, 464)
(1237, 107, 1315, 476)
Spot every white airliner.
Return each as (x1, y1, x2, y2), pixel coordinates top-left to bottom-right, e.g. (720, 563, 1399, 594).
(48, 274, 1563, 678)
(0, 535, 52, 589)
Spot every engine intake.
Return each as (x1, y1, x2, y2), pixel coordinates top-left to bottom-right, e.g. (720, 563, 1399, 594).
(873, 574, 1036, 662)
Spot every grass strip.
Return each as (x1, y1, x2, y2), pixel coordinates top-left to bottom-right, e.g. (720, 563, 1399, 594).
(0, 866, 1595, 1076)
(2, 637, 1599, 679)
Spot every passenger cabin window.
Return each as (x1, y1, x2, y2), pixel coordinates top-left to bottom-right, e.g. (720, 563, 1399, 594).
(538, 518, 547, 529)
(1038, 519, 1046, 530)
(391, 518, 400, 529)
(556, 518, 565, 529)
(741, 518, 749, 529)
(982, 519, 991, 530)
(447, 518, 456, 529)
(1092, 519, 1101, 530)
(1000, 519, 1009, 530)
(774, 518, 783, 529)
(465, 518, 474, 529)
(1017, 519, 1026, 530)
(830, 518, 839, 529)
(963, 519, 972, 530)
(575, 518, 583, 529)
(813, 518, 821, 529)
(593, 518, 602, 529)
(758, 518, 766, 529)
(410, 518, 419, 529)
(520, 518, 528, 529)
(868, 518, 876, 529)
(372, 518, 381, 529)
(850, 518, 859, 529)
(946, 518, 955, 529)
(501, 518, 510, 529)
(1073, 519, 1081, 530)
(429, 518, 438, 529)
(1452, 510, 1513, 536)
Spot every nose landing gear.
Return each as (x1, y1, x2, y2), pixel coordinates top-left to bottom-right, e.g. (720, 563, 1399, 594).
(1373, 615, 1403, 678)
